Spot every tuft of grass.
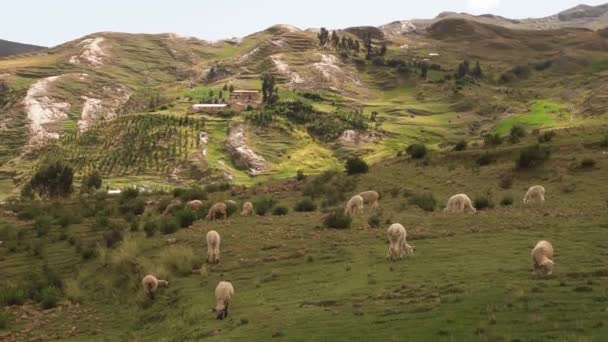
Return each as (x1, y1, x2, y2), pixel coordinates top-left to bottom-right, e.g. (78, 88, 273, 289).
(254, 197, 277, 216)
(272, 206, 289, 216)
(516, 144, 550, 169)
(322, 209, 352, 229)
(160, 246, 197, 276)
(294, 198, 317, 212)
(409, 192, 437, 212)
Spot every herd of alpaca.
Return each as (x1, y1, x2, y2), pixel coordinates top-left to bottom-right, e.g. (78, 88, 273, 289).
(143, 185, 553, 320)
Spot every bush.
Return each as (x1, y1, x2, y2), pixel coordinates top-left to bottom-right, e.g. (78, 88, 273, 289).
(102, 228, 124, 248)
(484, 134, 503, 147)
(0, 311, 9, 329)
(294, 198, 317, 212)
(538, 130, 556, 143)
(80, 245, 96, 260)
(143, 218, 158, 237)
(40, 286, 59, 309)
(174, 208, 196, 228)
(499, 176, 513, 189)
(118, 198, 145, 216)
(516, 144, 550, 169)
(176, 187, 208, 202)
(34, 215, 53, 237)
(16, 204, 43, 221)
(0, 286, 25, 306)
(296, 170, 306, 181)
(160, 246, 197, 276)
(225, 202, 238, 217)
(500, 195, 514, 206)
(368, 212, 382, 228)
(510, 125, 526, 141)
(474, 194, 494, 210)
(322, 209, 352, 229)
(453, 140, 467, 151)
(409, 193, 437, 212)
(81, 170, 102, 193)
(345, 157, 369, 175)
(599, 134, 608, 148)
(254, 197, 277, 216)
(29, 160, 74, 198)
(476, 151, 495, 166)
(93, 212, 110, 230)
(406, 144, 427, 159)
(160, 217, 179, 235)
(272, 206, 289, 216)
(580, 158, 596, 169)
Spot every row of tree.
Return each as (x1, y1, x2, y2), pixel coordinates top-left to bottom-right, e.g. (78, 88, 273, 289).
(317, 28, 387, 59)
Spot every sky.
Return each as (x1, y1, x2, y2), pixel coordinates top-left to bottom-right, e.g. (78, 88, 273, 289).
(3, 0, 607, 47)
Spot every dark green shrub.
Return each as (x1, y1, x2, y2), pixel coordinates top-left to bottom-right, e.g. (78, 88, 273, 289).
(118, 198, 145, 216)
(120, 187, 139, 201)
(484, 134, 503, 147)
(177, 187, 208, 201)
(294, 198, 317, 212)
(40, 286, 59, 309)
(474, 194, 494, 210)
(500, 195, 514, 206)
(453, 140, 467, 151)
(538, 131, 556, 143)
(409, 193, 437, 212)
(516, 144, 550, 169)
(102, 228, 124, 248)
(81, 170, 102, 193)
(160, 217, 179, 235)
(34, 215, 53, 237)
(272, 206, 289, 216)
(254, 197, 277, 216)
(0, 286, 25, 306)
(17, 204, 42, 221)
(0, 311, 9, 329)
(367, 212, 382, 228)
(296, 170, 306, 181)
(406, 144, 427, 159)
(225, 202, 238, 217)
(509, 125, 526, 143)
(499, 175, 513, 189)
(322, 209, 352, 229)
(143, 218, 158, 237)
(476, 151, 495, 166)
(28, 160, 74, 198)
(580, 158, 596, 169)
(174, 208, 196, 228)
(93, 212, 109, 230)
(345, 157, 369, 175)
(81, 245, 96, 260)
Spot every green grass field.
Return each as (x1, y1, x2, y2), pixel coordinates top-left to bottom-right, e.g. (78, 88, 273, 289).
(1, 126, 607, 340)
(493, 101, 563, 135)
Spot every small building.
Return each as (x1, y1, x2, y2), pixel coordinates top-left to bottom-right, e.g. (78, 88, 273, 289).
(191, 104, 228, 113)
(229, 90, 259, 103)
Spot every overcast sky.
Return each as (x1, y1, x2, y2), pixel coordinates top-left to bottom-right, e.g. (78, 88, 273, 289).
(3, 0, 607, 47)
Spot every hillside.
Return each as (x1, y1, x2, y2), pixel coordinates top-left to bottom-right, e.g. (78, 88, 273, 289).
(0, 39, 46, 58)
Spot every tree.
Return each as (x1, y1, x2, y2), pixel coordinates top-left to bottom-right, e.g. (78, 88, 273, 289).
(81, 170, 102, 193)
(345, 157, 369, 175)
(330, 30, 340, 48)
(29, 161, 74, 198)
(363, 33, 373, 59)
(222, 84, 228, 91)
(471, 61, 483, 78)
(354, 40, 361, 53)
(208, 90, 214, 97)
(370, 111, 378, 122)
(219, 90, 224, 99)
(456, 60, 470, 79)
(420, 63, 428, 79)
(317, 27, 330, 46)
(261, 74, 278, 104)
(229, 84, 235, 93)
(380, 43, 387, 56)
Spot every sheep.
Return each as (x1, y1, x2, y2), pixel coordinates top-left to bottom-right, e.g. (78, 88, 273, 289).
(187, 200, 204, 210)
(344, 195, 364, 216)
(163, 201, 182, 216)
(206, 230, 221, 264)
(386, 223, 415, 261)
(241, 201, 254, 216)
(206, 202, 227, 221)
(531, 240, 554, 276)
(524, 185, 545, 205)
(358, 190, 379, 209)
(142, 274, 169, 300)
(444, 194, 476, 214)
(213, 281, 234, 320)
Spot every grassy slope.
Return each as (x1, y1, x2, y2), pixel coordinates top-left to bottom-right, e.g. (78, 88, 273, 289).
(1, 126, 607, 340)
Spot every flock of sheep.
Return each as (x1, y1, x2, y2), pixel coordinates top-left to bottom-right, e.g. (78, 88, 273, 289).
(142, 185, 552, 320)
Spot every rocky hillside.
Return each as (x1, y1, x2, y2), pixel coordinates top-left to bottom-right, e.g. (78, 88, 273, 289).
(0, 11, 607, 196)
(0, 39, 46, 57)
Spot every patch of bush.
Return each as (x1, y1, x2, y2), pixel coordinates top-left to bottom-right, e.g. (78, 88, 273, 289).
(345, 157, 369, 175)
(225, 201, 238, 217)
(272, 206, 289, 216)
(580, 158, 596, 169)
(34, 215, 53, 237)
(474, 194, 494, 210)
(143, 218, 158, 237)
(296, 170, 306, 181)
(476, 151, 495, 166)
(500, 195, 514, 206)
(538, 130, 556, 143)
(16, 204, 43, 221)
(40, 286, 59, 309)
(322, 209, 352, 229)
(406, 144, 427, 159)
(160, 217, 179, 235)
(174, 208, 196, 228)
(453, 140, 467, 151)
(102, 228, 124, 248)
(367, 212, 382, 228)
(118, 198, 145, 216)
(599, 134, 608, 148)
(516, 144, 550, 169)
(176, 186, 208, 202)
(120, 187, 139, 201)
(509, 125, 526, 143)
(0, 311, 9, 329)
(160, 246, 197, 276)
(253, 197, 277, 216)
(294, 198, 317, 212)
(0, 286, 25, 306)
(499, 176, 513, 189)
(409, 192, 437, 212)
(484, 134, 503, 147)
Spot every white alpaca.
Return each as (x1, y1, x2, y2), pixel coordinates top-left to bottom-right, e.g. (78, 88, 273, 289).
(524, 185, 545, 205)
(444, 194, 476, 214)
(344, 195, 364, 216)
(206, 203, 227, 221)
(206, 230, 221, 264)
(213, 281, 234, 320)
(387, 223, 414, 260)
(142, 275, 169, 300)
(531, 240, 554, 276)
(240, 202, 253, 216)
(358, 191, 379, 209)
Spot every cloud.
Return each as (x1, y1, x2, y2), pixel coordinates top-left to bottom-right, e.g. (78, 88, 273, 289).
(467, 0, 500, 13)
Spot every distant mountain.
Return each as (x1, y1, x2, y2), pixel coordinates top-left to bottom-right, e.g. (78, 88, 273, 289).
(379, 2, 608, 37)
(0, 39, 46, 57)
